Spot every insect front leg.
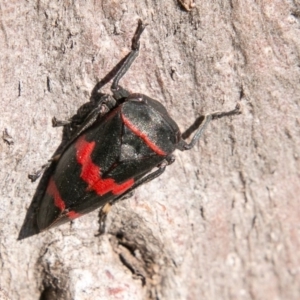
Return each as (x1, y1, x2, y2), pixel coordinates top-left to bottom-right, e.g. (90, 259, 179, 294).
(111, 20, 147, 101)
(52, 94, 116, 130)
(177, 103, 241, 151)
(29, 95, 117, 182)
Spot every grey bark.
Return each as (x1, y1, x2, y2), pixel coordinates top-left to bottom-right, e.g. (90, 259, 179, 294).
(1, 0, 300, 299)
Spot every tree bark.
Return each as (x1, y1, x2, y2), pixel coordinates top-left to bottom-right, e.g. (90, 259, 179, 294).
(1, 0, 300, 299)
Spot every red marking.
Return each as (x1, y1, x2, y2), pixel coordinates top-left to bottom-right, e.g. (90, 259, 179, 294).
(47, 178, 80, 219)
(47, 178, 65, 211)
(67, 211, 81, 219)
(75, 136, 134, 195)
(121, 113, 166, 156)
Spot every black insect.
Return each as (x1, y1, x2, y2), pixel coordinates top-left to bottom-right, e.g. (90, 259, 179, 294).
(28, 20, 240, 233)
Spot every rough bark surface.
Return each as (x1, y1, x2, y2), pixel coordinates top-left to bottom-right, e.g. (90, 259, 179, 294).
(1, 0, 300, 299)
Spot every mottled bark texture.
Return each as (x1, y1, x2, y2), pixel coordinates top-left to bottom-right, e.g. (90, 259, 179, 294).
(1, 1, 300, 299)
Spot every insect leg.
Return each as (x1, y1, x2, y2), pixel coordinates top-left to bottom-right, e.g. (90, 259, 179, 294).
(29, 95, 117, 182)
(111, 20, 147, 100)
(28, 162, 51, 182)
(178, 103, 241, 151)
(98, 156, 175, 234)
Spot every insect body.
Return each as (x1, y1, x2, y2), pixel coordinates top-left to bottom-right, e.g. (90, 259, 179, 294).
(31, 20, 240, 232)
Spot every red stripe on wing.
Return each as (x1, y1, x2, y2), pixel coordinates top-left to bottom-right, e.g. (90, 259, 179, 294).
(46, 178, 81, 220)
(67, 211, 81, 219)
(121, 113, 166, 156)
(75, 136, 134, 196)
